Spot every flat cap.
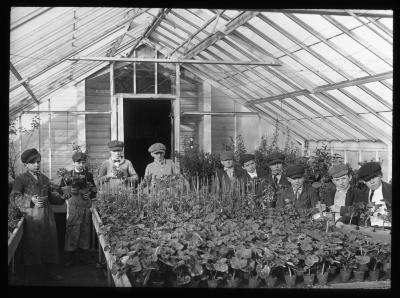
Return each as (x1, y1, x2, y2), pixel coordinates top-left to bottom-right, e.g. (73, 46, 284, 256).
(266, 152, 285, 165)
(328, 164, 349, 178)
(148, 142, 166, 153)
(108, 140, 124, 151)
(72, 151, 87, 162)
(240, 154, 255, 165)
(358, 162, 382, 181)
(21, 148, 41, 163)
(286, 164, 305, 179)
(220, 151, 234, 161)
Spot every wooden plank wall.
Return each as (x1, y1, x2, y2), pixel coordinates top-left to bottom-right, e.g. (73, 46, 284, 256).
(85, 75, 111, 176)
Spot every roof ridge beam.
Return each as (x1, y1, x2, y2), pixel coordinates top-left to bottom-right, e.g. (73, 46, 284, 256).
(258, 9, 393, 18)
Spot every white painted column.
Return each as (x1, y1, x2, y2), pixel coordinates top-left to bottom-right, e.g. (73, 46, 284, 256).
(110, 62, 118, 140)
(48, 99, 52, 179)
(173, 63, 181, 162)
(76, 81, 86, 147)
(117, 96, 124, 141)
(200, 80, 212, 153)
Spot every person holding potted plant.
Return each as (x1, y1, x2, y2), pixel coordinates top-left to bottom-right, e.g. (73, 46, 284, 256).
(10, 148, 65, 282)
(276, 164, 319, 210)
(318, 164, 366, 226)
(356, 162, 391, 228)
(97, 140, 138, 188)
(60, 151, 97, 267)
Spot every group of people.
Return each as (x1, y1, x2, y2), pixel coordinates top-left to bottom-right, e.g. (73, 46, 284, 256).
(9, 140, 175, 282)
(9, 141, 391, 283)
(216, 150, 391, 226)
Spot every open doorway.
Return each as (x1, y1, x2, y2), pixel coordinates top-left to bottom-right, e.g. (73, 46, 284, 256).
(123, 100, 172, 179)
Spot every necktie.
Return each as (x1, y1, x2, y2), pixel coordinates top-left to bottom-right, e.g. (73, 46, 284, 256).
(273, 175, 278, 185)
(369, 190, 375, 203)
(294, 188, 299, 201)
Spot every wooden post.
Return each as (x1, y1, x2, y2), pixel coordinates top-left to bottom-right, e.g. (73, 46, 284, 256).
(133, 51, 136, 94)
(200, 80, 212, 153)
(48, 99, 52, 179)
(117, 96, 124, 141)
(154, 48, 158, 94)
(344, 150, 347, 164)
(110, 62, 118, 140)
(173, 63, 181, 161)
(37, 104, 41, 152)
(258, 115, 261, 148)
(18, 115, 22, 174)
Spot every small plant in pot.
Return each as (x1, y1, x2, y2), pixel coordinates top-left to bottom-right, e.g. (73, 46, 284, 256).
(351, 255, 370, 282)
(206, 258, 227, 288)
(302, 254, 319, 287)
(336, 251, 353, 282)
(228, 256, 247, 288)
(283, 261, 298, 288)
(316, 259, 329, 286)
(246, 260, 261, 288)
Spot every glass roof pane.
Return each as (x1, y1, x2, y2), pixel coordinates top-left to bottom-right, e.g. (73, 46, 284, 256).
(325, 90, 368, 113)
(293, 49, 346, 82)
(222, 10, 242, 19)
(329, 34, 391, 74)
(213, 40, 250, 61)
(279, 56, 328, 85)
(333, 116, 369, 140)
(352, 26, 392, 57)
(310, 42, 368, 78)
(263, 12, 320, 46)
(295, 95, 331, 116)
(342, 86, 391, 111)
(236, 26, 283, 57)
(313, 118, 353, 139)
(252, 67, 296, 93)
(378, 17, 392, 30)
(360, 114, 391, 134)
(330, 15, 363, 30)
(249, 17, 300, 54)
(380, 112, 392, 123)
(284, 98, 316, 117)
(294, 14, 342, 39)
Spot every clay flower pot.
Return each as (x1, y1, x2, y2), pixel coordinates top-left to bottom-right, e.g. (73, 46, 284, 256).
(226, 278, 240, 288)
(151, 280, 165, 287)
(368, 269, 380, 281)
(317, 272, 329, 286)
(340, 268, 352, 282)
(353, 270, 365, 282)
(266, 276, 278, 288)
(207, 279, 219, 288)
(303, 273, 315, 287)
(328, 266, 338, 276)
(248, 277, 261, 288)
(284, 274, 297, 288)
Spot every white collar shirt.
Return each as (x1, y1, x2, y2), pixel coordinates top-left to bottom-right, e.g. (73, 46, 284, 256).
(369, 184, 390, 227)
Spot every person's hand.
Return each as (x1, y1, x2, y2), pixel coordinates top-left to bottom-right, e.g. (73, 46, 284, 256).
(32, 195, 43, 208)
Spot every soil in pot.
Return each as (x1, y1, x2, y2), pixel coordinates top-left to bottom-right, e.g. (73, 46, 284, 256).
(353, 270, 365, 282)
(316, 272, 329, 286)
(368, 270, 380, 281)
(284, 274, 297, 288)
(266, 276, 278, 288)
(207, 279, 219, 288)
(248, 278, 261, 288)
(226, 278, 240, 288)
(339, 269, 352, 282)
(303, 273, 315, 287)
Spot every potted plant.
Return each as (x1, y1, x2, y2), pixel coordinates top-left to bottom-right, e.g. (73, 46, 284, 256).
(57, 167, 72, 195)
(352, 255, 370, 282)
(228, 256, 247, 288)
(283, 261, 298, 288)
(336, 251, 353, 282)
(302, 254, 319, 287)
(316, 259, 329, 286)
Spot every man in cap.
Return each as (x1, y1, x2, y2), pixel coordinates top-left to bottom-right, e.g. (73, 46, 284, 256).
(10, 148, 65, 282)
(265, 152, 290, 190)
(276, 164, 319, 210)
(215, 151, 246, 188)
(97, 140, 138, 187)
(357, 162, 391, 227)
(59, 151, 97, 267)
(144, 142, 176, 185)
(318, 164, 365, 225)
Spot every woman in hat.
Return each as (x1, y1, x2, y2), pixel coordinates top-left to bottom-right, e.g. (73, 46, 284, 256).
(143, 142, 176, 186)
(10, 148, 65, 282)
(97, 140, 138, 187)
(276, 164, 319, 210)
(59, 151, 97, 266)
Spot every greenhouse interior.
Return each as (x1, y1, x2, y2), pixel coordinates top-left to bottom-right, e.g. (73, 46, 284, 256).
(9, 7, 392, 289)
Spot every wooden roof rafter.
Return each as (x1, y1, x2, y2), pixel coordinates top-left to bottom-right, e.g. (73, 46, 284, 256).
(10, 62, 40, 104)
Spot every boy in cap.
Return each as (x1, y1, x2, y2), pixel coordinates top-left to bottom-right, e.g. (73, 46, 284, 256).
(357, 162, 391, 227)
(318, 164, 366, 225)
(276, 164, 319, 210)
(240, 153, 268, 181)
(59, 151, 97, 266)
(97, 140, 138, 187)
(10, 148, 65, 282)
(216, 151, 246, 188)
(144, 142, 176, 185)
(265, 152, 290, 190)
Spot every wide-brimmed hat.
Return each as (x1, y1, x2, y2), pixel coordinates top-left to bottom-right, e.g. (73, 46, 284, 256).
(21, 148, 41, 163)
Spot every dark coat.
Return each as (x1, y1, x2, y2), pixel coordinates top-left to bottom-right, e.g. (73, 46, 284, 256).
(216, 165, 246, 190)
(276, 183, 319, 210)
(320, 183, 366, 224)
(357, 181, 392, 211)
(266, 173, 290, 191)
(10, 171, 64, 265)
